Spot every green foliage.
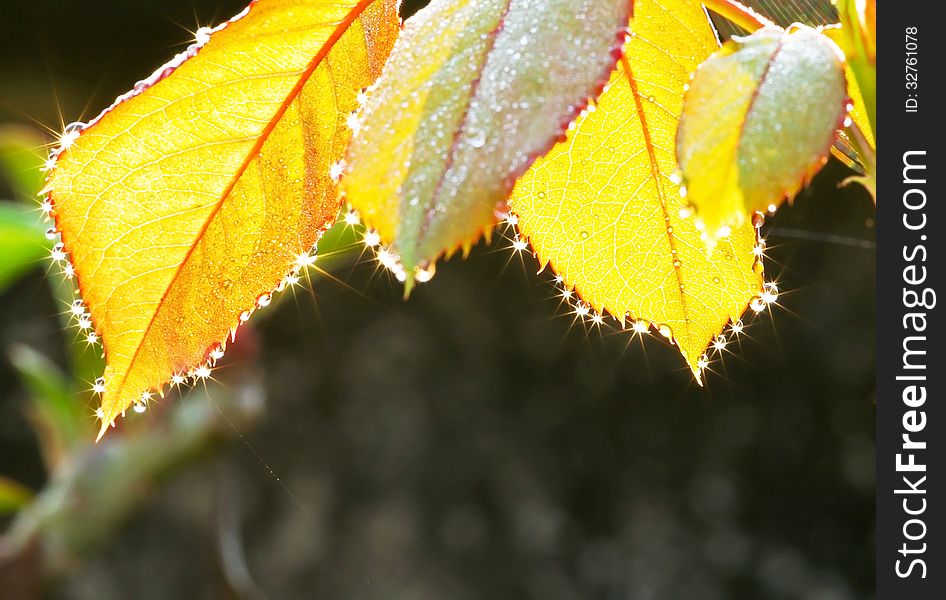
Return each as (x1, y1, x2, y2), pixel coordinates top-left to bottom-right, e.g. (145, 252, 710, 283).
(0, 202, 47, 294)
(677, 25, 848, 237)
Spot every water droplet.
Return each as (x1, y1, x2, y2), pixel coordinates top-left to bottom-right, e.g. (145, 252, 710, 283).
(195, 26, 212, 45)
(71, 299, 86, 316)
(467, 128, 487, 148)
(731, 319, 744, 335)
(51, 242, 66, 262)
(257, 293, 272, 308)
(329, 161, 345, 181)
(761, 282, 779, 304)
(63, 121, 86, 135)
(239, 310, 251, 322)
(364, 230, 381, 247)
(697, 354, 709, 370)
(712, 335, 727, 352)
(752, 261, 764, 275)
(295, 251, 317, 268)
(580, 230, 590, 240)
(45, 227, 58, 240)
(632, 320, 649, 334)
(658, 323, 673, 339)
(133, 401, 147, 414)
(749, 296, 766, 312)
(751, 211, 766, 228)
(60, 122, 85, 150)
(414, 262, 436, 283)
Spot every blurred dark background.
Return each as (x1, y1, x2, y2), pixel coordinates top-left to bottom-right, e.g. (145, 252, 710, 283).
(1, 1, 875, 599)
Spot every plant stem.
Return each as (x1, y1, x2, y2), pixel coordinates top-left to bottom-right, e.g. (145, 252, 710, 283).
(843, 120, 876, 200)
(846, 121, 875, 173)
(701, 0, 774, 32)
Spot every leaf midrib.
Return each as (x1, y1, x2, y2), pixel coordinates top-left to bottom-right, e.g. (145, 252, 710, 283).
(620, 54, 693, 355)
(413, 0, 516, 259)
(105, 0, 380, 424)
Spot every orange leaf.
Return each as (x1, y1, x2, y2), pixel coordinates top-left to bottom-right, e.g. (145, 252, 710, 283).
(43, 0, 399, 439)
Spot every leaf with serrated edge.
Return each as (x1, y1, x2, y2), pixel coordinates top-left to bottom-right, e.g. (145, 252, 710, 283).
(44, 0, 399, 439)
(510, 0, 763, 379)
(706, 0, 873, 168)
(342, 0, 634, 289)
(676, 25, 847, 237)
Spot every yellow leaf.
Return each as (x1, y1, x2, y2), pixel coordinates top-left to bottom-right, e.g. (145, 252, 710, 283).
(44, 0, 399, 439)
(342, 0, 634, 289)
(829, 63, 874, 175)
(510, 0, 763, 379)
(823, 21, 875, 171)
(676, 26, 848, 237)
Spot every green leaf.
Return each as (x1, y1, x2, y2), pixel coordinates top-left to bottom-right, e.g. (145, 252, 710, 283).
(0, 475, 33, 515)
(8, 344, 90, 466)
(835, 0, 875, 135)
(0, 125, 47, 201)
(343, 0, 634, 288)
(676, 26, 847, 239)
(0, 201, 48, 293)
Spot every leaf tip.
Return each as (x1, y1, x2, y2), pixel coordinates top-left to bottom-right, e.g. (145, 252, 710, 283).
(94, 418, 110, 443)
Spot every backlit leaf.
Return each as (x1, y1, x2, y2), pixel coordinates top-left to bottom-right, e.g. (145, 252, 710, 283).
(342, 0, 634, 288)
(44, 0, 399, 438)
(510, 0, 763, 378)
(833, 0, 875, 139)
(704, 0, 874, 173)
(676, 25, 847, 236)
